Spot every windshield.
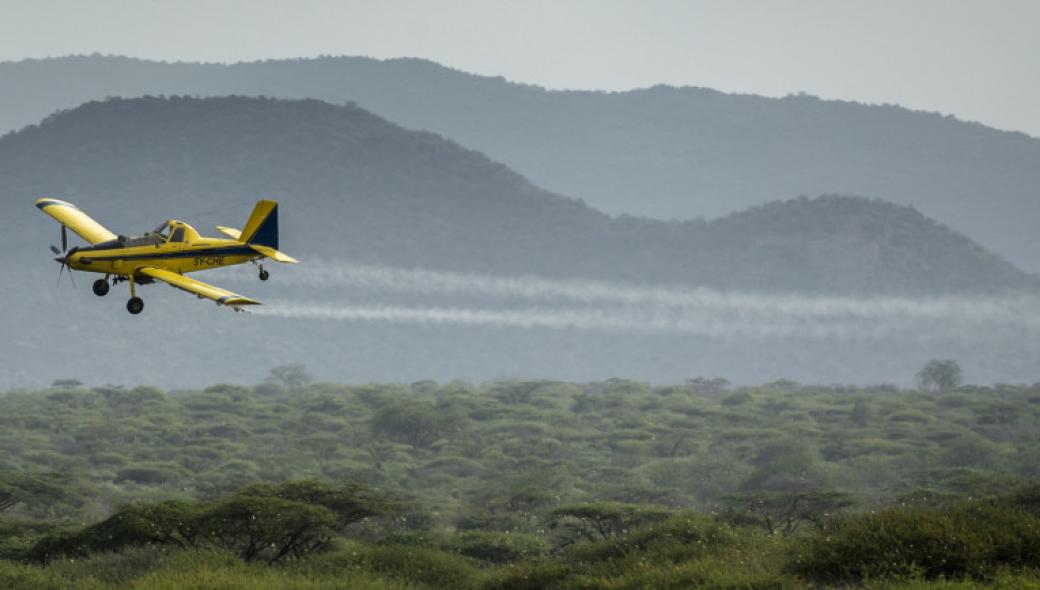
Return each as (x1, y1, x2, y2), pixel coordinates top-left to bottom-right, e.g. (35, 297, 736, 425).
(151, 222, 171, 240)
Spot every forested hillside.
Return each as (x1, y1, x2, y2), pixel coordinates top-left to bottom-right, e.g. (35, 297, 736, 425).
(3, 378, 1040, 588)
(2, 96, 1031, 294)
(3, 55, 1040, 272)
(1, 96, 1038, 388)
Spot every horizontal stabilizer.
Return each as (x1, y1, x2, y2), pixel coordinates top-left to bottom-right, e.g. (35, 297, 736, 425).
(216, 226, 242, 240)
(249, 244, 299, 263)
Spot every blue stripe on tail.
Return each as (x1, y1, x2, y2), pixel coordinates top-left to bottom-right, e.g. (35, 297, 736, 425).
(248, 204, 279, 250)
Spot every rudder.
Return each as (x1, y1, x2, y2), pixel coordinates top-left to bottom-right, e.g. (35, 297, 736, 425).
(240, 200, 279, 249)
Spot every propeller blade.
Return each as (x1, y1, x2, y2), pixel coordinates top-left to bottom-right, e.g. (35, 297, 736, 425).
(50, 245, 61, 255)
(61, 225, 68, 253)
(55, 259, 76, 288)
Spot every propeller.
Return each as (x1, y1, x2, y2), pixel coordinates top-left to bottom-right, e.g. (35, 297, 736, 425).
(50, 226, 67, 255)
(51, 225, 75, 287)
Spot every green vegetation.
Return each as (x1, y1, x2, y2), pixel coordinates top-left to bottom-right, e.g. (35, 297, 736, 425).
(3, 374, 1040, 588)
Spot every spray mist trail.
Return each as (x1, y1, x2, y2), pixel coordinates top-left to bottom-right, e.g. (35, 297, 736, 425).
(250, 297, 1040, 341)
(236, 260, 1040, 330)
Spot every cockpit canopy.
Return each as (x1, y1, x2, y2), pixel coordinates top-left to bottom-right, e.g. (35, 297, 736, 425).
(77, 220, 206, 252)
(151, 220, 201, 243)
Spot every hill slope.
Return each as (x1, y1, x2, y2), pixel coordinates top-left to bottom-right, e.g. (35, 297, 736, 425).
(0, 96, 1036, 388)
(1, 96, 1031, 295)
(2, 55, 1039, 273)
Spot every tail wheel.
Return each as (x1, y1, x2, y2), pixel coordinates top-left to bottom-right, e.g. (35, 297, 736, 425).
(259, 269, 270, 281)
(92, 279, 110, 297)
(126, 297, 144, 315)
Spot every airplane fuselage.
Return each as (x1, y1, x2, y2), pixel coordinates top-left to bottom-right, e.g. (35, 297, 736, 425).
(67, 237, 260, 277)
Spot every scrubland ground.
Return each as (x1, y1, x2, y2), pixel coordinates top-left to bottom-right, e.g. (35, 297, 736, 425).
(3, 377, 1040, 588)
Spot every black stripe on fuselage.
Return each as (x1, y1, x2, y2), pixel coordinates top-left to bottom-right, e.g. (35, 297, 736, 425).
(79, 245, 256, 261)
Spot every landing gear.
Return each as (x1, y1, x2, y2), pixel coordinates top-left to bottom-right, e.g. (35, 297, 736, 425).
(125, 273, 144, 314)
(258, 267, 269, 281)
(127, 297, 144, 315)
(92, 279, 110, 297)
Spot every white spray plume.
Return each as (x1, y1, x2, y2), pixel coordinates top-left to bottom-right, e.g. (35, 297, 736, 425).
(235, 260, 1040, 329)
(252, 301, 855, 339)
(252, 297, 1040, 341)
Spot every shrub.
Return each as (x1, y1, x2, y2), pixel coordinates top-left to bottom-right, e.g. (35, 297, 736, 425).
(26, 500, 199, 562)
(720, 392, 753, 407)
(131, 548, 417, 590)
(566, 514, 734, 564)
(590, 555, 803, 590)
(0, 560, 95, 590)
(0, 520, 53, 560)
(114, 463, 186, 485)
(43, 545, 183, 586)
(313, 543, 482, 590)
(549, 502, 672, 545)
(790, 503, 1040, 583)
(481, 560, 573, 590)
(448, 531, 548, 563)
(27, 481, 389, 564)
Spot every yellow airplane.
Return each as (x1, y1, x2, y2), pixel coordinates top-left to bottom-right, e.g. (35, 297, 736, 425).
(36, 198, 297, 314)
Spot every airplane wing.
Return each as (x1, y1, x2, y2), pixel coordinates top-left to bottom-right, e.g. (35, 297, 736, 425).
(137, 267, 261, 307)
(35, 198, 118, 244)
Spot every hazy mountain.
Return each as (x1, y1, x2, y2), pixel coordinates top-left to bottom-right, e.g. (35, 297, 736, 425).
(2, 55, 1040, 273)
(3, 96, 1031, 295)
(1, 96, 1036, 389)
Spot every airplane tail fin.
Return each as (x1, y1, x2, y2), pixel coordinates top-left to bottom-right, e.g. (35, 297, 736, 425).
(240, 200, 280, 249)
(240, 200, 298, 263)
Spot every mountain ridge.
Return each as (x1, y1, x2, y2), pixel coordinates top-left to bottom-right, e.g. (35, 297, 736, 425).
(2, 55, 1038, 274)
(5, 54, 1035, 139)
(1, 95, 1032, 295)
(0, 95, 1036, 387)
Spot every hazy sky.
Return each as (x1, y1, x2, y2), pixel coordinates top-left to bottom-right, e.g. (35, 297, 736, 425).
(2, 0, 1038, 136)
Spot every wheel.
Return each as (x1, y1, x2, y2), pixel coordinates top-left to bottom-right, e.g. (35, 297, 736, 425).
(92, 279, 110, 297)
(126, 297, 144, 315)
(259, 269, 270, 281)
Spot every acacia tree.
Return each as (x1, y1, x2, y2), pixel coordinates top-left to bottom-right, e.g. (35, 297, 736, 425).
(916, 360, 963, 393)
(267, 363, 313, 391)
(686, 376, 730, 395)
(235, 480, 390, 529)
(370, 402, 459, 449)
(27, 480, 389, 564)
(0, 473, 71, 517)
(548, 502, 671, 545)
(196, 495, 337, 563)
(722, 491, 853, 535)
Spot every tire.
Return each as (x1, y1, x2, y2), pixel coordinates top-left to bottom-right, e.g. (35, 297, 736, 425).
(126, 297, 144, 315)
(92, 279, 110, 297)
(259, 269, 270, 281)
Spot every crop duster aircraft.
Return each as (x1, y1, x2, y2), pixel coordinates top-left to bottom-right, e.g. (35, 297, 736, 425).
(36, 198, 297, 314)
